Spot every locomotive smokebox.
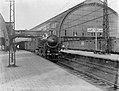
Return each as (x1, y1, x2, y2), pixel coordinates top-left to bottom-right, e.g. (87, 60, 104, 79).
(46, 35, 59, 48)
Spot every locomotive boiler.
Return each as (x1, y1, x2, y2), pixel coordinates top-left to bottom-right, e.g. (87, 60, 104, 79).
(35, 34, 60, 62)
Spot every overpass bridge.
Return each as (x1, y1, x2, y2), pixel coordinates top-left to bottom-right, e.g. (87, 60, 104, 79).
(4, 28, 43, 67)
(15, 30, 42, 38)
(8, 30, 43, 49)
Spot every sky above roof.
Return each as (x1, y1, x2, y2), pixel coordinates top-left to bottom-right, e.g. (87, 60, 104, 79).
(0, 0, 119, 30)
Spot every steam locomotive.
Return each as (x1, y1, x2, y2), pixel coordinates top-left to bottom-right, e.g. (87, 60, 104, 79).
(28, 33, 61, 62)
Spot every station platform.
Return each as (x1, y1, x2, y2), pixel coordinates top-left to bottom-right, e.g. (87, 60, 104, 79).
(61, 49, 119, 61)
(0, 50, 103, 91)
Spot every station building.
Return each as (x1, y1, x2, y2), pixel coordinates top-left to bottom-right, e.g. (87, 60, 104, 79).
(30, 0, 119, 52)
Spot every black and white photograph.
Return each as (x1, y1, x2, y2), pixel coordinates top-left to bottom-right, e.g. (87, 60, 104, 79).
(0, 0, 119, 91)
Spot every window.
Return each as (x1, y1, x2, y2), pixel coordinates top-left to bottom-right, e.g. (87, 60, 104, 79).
(91, 32, 93, 36)
(65, 30, 67, 36)
(94, 32, 95, 36)
(99, 32, 102, 36)
(82, 32, 84, 36)
(73, 32, 77, 36)
(73, 32, 75, 36)
(76, 32, 78, 36)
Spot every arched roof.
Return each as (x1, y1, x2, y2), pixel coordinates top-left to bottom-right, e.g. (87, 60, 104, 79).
(58, 0, 118, 37)
(30, 0, 118, 37)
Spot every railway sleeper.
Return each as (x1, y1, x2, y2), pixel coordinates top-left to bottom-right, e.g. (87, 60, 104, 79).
(58, 59, 118, 87)
(61, 57, 116, 75)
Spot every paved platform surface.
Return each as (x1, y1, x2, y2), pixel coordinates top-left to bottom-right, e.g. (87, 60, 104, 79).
(0, 50, 103, 91)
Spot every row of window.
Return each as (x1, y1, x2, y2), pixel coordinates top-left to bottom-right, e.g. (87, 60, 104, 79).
(64, 30, 103, 37)
(36, 22, 58, 31)
(61, 37, 99, 42)
(89, 32, 103, 37)
(61, 37, 81, 41)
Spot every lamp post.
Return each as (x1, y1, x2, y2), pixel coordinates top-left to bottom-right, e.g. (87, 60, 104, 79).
(8, 0, 16, 67)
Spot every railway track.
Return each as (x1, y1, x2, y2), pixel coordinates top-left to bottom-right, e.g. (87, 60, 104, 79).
(54, 53, 119, 90)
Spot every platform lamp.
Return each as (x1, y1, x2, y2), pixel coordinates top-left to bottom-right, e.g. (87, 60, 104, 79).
(8, 0, 16, 67)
